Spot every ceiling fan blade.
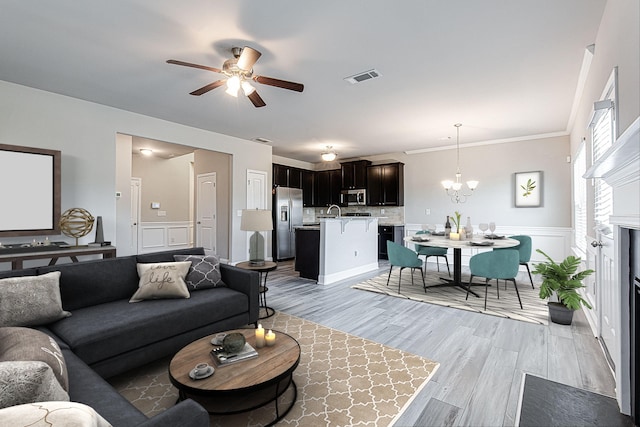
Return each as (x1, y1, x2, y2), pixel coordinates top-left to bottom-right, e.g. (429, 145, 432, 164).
(247, 91, 266, 108)
(237, 46, 262, 71)
(189, 80, 226, 96)
(166, 59, 222, 74)
(253, 75, 304, 92)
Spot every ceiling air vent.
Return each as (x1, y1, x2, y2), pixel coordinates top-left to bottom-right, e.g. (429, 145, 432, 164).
(344, 69, 382, 84)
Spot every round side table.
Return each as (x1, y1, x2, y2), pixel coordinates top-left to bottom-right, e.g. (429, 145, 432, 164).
(236, 261, 277, 319)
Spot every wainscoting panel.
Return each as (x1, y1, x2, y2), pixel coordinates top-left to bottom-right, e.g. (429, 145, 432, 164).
(139, 221, 193, 254)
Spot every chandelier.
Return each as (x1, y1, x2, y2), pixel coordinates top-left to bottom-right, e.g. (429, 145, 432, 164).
(441, 123, 478, 203)
(321, 146, 337, 162)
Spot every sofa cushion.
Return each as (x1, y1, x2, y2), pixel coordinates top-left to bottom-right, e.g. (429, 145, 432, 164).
(130, 261, 191, 303)
(61, 347, 148, 426)
(0, 361, 69, 409)
(0, 327, 68, 391)
(136, 247, 205, 264)
(0, 272, 71, 327)
(0, 401, 111, 427)
(174, 254, 226, 290)
(49, 288, 249, 365)
(38, 256, 139, 311)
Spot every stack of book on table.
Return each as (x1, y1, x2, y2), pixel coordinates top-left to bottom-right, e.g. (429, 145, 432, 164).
(210, 343, 258, 365)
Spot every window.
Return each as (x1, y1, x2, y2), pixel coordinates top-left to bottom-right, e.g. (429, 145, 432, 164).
(589, 68, 617, 233)
(573, 142, 587, 253)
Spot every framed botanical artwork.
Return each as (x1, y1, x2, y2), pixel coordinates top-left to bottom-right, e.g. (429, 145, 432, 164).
(514, 171, 543, 207)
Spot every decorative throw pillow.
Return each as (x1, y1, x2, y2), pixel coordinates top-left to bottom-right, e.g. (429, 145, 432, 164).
(0, 272, 71, 327)
(0, 401, 111, 427)
(173, 254, 226, 291)
(0, 327, 69, 392)
(0, 361, 69, 409)
(130, 261, 192, 303)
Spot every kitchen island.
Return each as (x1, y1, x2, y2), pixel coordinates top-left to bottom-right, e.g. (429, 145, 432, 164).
(295, 217, 379, 285)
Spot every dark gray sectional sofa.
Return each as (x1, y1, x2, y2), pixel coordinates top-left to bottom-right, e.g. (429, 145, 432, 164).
(0, 247, 261, 426)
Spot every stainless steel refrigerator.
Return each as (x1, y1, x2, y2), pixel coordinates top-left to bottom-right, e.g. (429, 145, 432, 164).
(273, 187, 303, 260)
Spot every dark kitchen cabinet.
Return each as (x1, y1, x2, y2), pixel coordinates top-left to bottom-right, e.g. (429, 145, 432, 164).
(272, 164, 303, 189)
(315, 169, 341, 207)
(341, 160, 371, 190)
(302, 170, 315, 207)
(367, 162, 404, 206)
(378, 225, 405, 259)
(295, 228, 320, 280)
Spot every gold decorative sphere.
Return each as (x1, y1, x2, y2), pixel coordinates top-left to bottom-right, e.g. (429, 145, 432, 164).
(59, 208, 95, 246)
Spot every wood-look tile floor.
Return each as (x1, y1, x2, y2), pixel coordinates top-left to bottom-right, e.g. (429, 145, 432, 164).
(263, 260, 617, 427)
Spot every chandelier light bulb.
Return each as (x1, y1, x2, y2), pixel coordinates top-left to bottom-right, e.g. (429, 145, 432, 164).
(441, 123, 479, 203)
(225, 76, 240, 97)
(321, 146, 337, 162)
(241, 81, 256, 96)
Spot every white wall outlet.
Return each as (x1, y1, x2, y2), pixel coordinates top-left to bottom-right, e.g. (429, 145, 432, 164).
(115, 191, 122, 198)
(381, 209, 385, 214)
(237, 210, 243, 217)
(151, 202, 160, 209)
(157, 210, 167, 217)
(425, 208, 431, 215)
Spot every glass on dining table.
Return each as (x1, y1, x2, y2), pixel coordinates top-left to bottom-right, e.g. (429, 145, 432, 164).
(489, 222, 496, 235)
(479, 223, 489, 236)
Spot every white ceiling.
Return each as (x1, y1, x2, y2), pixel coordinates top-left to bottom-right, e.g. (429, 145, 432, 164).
(0, 1, 606, 163)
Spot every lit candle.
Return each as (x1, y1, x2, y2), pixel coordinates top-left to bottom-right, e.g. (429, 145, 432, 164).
(255, 324, 265, 348)
(449, 232, 460, 241)
(265, 329, 276, 346)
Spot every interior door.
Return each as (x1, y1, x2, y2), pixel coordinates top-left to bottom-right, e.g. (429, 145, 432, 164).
(196, 173, 216, 255)
(246, 170, 268, 260)
(130, 178, 141, 254)
(597, 232, 618, 369)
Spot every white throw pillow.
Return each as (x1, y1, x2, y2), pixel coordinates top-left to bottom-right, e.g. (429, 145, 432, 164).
(0, 401, 111, 427)
(129, 261, 191, 303)
(0, 272, 70, 327)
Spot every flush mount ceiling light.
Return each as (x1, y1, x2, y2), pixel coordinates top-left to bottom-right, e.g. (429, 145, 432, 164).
(441, 124, 478, 203)
(321, 146, 337, 162)
(140, 149, 153, 156)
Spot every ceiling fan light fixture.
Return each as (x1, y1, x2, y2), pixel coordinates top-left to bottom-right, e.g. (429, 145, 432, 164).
(241, 81, 256, 96)
(321, 146, 337, 162)
(225, 76, 240, 97)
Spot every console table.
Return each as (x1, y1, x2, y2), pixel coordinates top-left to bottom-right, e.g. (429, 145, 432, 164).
(0, 246, 116, 270)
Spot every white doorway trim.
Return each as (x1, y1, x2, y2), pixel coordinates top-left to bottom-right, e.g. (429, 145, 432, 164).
(196, 172, 217, 255)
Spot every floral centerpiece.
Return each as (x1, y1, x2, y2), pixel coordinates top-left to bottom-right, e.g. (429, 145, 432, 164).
(450, 211, 462, 233)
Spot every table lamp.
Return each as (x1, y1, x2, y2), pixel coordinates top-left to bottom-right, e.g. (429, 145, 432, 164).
(240, 209, 273, 266)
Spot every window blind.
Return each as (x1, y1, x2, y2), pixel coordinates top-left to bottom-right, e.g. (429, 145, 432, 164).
(591, 106, 613, 228)
(573, 143, 587, 253)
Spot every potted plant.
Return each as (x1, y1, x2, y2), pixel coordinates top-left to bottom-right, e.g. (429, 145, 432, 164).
(532, 249, 595, 325)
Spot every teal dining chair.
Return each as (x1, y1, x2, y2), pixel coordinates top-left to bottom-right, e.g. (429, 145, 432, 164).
(386, 240, 426, 294)
(494, 235, 534, 288)
(414, 230, 451, 277)
(466, 249, 522, 310)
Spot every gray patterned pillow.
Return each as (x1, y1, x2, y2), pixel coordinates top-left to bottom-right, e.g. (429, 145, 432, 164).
(173, 254, 226, 291)
(0, 361, 69, 409)
(0, 272, 71, 327)
(0, 327, 68, 392)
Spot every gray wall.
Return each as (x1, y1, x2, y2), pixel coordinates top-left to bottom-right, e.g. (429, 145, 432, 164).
(132, 153, 193, 222)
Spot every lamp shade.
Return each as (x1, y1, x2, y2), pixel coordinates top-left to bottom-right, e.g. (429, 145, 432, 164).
(240, 209, 273, 232)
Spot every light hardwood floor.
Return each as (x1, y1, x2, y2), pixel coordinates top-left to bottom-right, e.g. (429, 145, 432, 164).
(263, 260, 616, 426)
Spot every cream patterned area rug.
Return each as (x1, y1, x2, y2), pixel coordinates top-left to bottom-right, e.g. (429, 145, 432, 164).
(109, 312, 439, 426)
(352, 268, 549, 325)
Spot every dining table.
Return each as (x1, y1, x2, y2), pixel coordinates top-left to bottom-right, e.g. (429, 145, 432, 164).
(404, 233, 520, 297)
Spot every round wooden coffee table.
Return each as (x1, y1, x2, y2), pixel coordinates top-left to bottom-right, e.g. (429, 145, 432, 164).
(169, 328, 300, 424)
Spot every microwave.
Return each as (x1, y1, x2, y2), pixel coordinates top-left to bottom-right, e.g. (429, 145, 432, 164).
(341, 189, 366, 206)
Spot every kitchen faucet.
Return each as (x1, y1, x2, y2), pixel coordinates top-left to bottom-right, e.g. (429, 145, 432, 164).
(327, 204, 341, 217)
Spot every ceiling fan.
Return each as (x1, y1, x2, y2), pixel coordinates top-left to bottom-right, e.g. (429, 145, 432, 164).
(167, 46, 304, 108)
